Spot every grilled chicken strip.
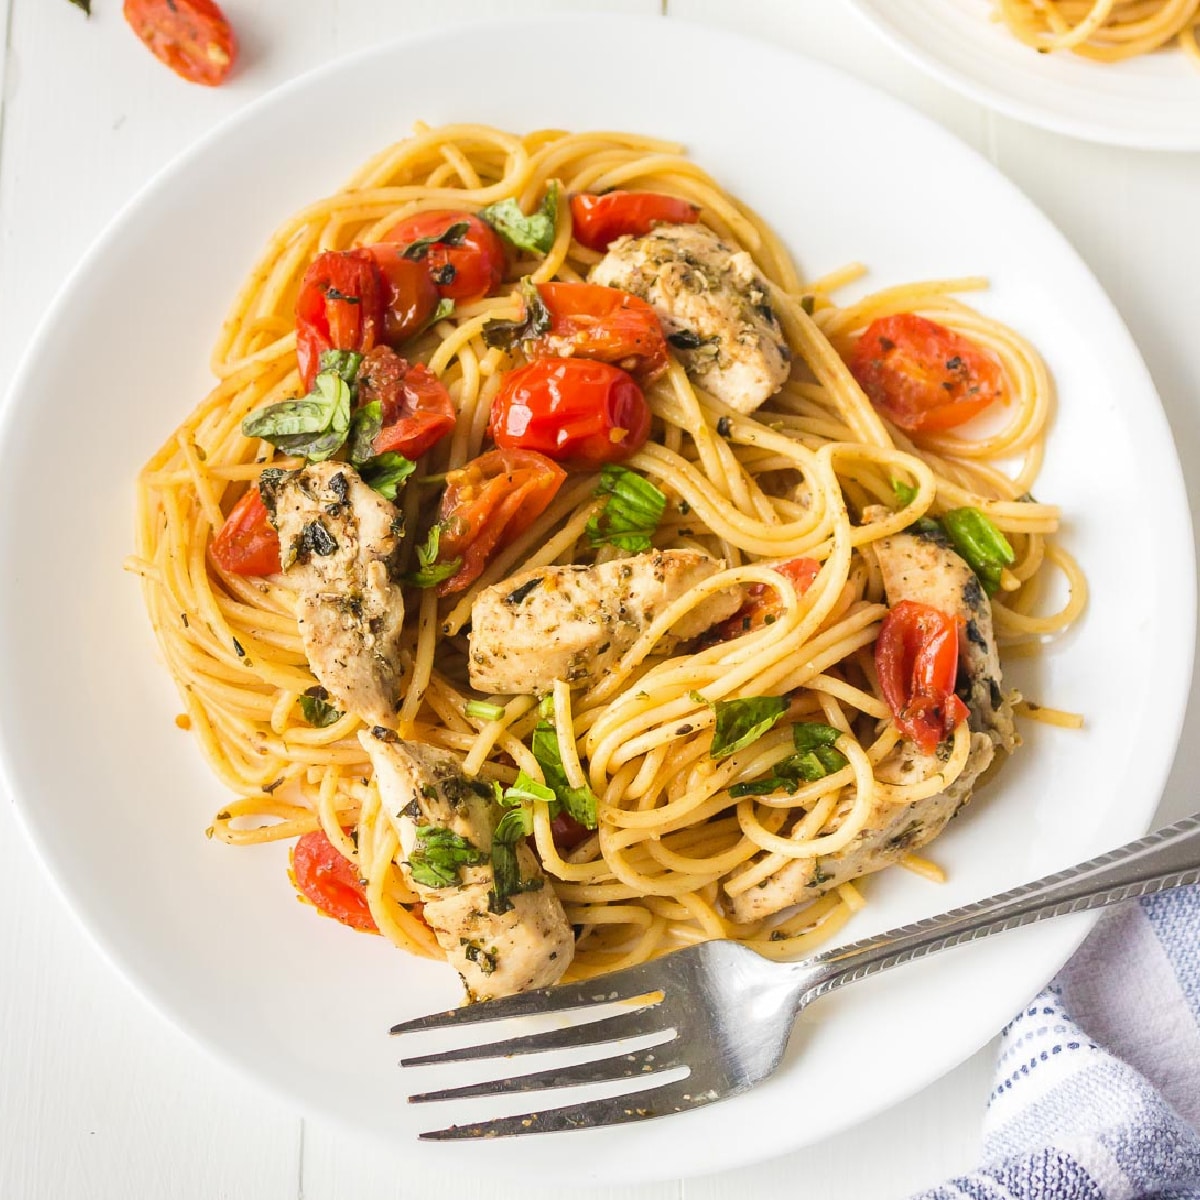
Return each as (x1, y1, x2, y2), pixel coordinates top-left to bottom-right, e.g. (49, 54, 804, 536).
(260, 462, 405, 725)
(359, 733, 573, 1000)
(468, 549, 741, 695)
(590, 223, 790, 414)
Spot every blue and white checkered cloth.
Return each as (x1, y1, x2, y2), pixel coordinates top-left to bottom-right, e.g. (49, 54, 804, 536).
(916, 887, 1200, 1200)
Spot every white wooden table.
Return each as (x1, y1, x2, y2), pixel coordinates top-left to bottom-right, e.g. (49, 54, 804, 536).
(1, 2, 1197, 1196)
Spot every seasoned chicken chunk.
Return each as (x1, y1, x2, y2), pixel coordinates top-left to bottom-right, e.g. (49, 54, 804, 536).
(590, 223, 790, 414)
(359, 733, 573, 1000)
(261, 463, 405, 725)
(468, 549, 741, 695)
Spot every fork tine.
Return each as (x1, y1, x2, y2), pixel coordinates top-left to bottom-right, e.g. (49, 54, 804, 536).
(399, 1001, 668, 1067)
(417, 1075, 728, 1139)
(408, 1041, 686, 1103)
(389, 961, 663, 1036)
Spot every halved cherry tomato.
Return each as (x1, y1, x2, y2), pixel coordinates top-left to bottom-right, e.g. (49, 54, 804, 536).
(295, 250, 383, 391)
(434, 449, 567, 595)
(357, 347, 456, 460)
(489, 359, 651, 466)
(569, 191, 700, 252)
(290, 830, 378, 933)
(210, 487, 281, 577)
(551, 812, 591, 853)
(529, 282, 668, 382)
(875, 600, 969, 756)
(718, 557, 820, 640)
(123, 0, 236, 87)
(361, 245, 440, 345)
(849, 314, 1004, 434)
(379, 211, 505, 302)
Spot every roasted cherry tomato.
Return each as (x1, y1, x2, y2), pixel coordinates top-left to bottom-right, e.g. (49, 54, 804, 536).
(361, 245, 441, 345)
(849, 314, 1004, 434)
(210, 487, 281, 577)
(290, 830, 378, 933)
(380, 211, 505, 302)
(875, 600, 969, 756)
(551, 812, 591, 853)
(123, 0, 237, 87)
(569, 191, 700, 252)
(357, 347, 456, 460)
(295, 250, 383, 391)
(434, 448, 567, 595)
(489, 359, 650, 466)
(529, 282, 668, 382)
(718, 557, 820, 639)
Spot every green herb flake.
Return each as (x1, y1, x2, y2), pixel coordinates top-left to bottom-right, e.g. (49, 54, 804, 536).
(358, 452, 416, 501)
(585, 465, 667, 554)
(478, 182, 559, 255)
(465, 700, 507, 723)
(708, 696, 789, 760)
(482, 277, 551, 351)
(404, 524, 461, 589)
(407, 825, 486, 889)
(298, 687, 342, 728)
(531, 721, 597, 828)
(941, 507, 1015, 595)
(892, 479, 918, 508)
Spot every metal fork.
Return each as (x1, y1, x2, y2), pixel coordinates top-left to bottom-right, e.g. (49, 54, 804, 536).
(391, 812, 1200, 1139)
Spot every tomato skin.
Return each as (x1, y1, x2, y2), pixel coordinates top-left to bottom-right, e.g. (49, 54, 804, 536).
(435, 449, 567, 595)
(123, 0, 236, 87)
(551, 812, 590, 853)
(875, 600, 970, 756)
(361, 245, 440, 345)
(380, 211, 505, 302)
(357, 347, 456, 460)
(290, 830, 378, 933)
(210, 487, 281, 577)
(489, 359, 651, 466)
(849, 314, 1004, 434)
(295, 250, 384, 392)
(569, 191, 700, 252)
(718, 557, 820, 639)
(530, 283, 668, 382)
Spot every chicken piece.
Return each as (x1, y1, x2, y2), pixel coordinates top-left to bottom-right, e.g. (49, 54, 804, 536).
(468, 549, 741, 695)
(261, 462, 405, 726)
(725, 732, 993, 924)
(359, 732, 573, 1000)
(873, 524, 1016, 751)
(589, 223, 790, 414)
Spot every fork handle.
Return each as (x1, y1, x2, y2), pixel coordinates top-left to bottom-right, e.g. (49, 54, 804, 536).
(799, 812, 1200, 1004)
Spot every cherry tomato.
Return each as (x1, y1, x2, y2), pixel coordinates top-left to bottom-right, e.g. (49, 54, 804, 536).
(529, 282, 668, 382)
(569, 191, 700, 252)
(290, 830, 378, 933)
(123, 0, 236, 87)
(361, 244, 440, 345)
(357, 347, 456, 460)
(551, 812, 591, 853)
(295, 250, 383, 392)
(718, 557, 820, 639)
(849, 314, 1004, 434)
(875, 600, 969, 756)
(434, 449, 567, 595)
(380, 211, 505, 302)
(210, 487, 281, 577)
(489, 359, 651, 466)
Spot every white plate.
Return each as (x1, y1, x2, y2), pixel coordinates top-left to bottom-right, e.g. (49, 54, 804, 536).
(847, 0, 1200, 149)
(0, 14, 1192, 1186)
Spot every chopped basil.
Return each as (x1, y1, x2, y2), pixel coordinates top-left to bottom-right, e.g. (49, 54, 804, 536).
(792, 721, 843, 754)
(706, 695, 789, 760)
(478, 182, 559, 255)
(319, 349, 363, 385)
(941, 507, 1015, 596)
(585, 465, 667, 554)
(488, 770, 555, 913)
(403, 524, 461, 588)
(465, 700, 507, 722)
(298, 687, 343, 728)
(358, 452, 415, 501)
(242, 368, 352, 463)
(407, 825, 486, 889)
(892, 479, 918, 507)
(531, 721, 597, 828)
(482, 278, 551, 350)
(346, 400, 382, 465)
(667, 329, 719, 351)
(401, 221, 470, 261)
(728, 720, 847, 794)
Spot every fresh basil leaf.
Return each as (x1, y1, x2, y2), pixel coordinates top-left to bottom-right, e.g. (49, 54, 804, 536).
(242, 370, 351, 463)
(708, 696, 789, 760)
(358, 453, 415, 502)
(478, 182, 559, 255)
(892, 479, 918, 507)
(401, 220, 471, 261)
(500, 770, 557, 808)
(298, 688, 343, 728)
(531, 720, 597, 828)
(407, 825, 486, 889)
(482, 278, 551, 351)
(729, 776, 800, 798)
(790, 722, 843, 754)
(941, 507, 1015, 596)
(790, 743, 848, 781)
(488, 773, 555, 914)
(403, 523, 461, 588)
(727, 720, 845, 793)
(347, 400, 382, 465)
(318, 349, 363, 385)
(585, 465, 667, 554)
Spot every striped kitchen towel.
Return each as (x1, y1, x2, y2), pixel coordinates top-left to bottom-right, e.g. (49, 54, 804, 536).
(916, 886, 1200, 1200)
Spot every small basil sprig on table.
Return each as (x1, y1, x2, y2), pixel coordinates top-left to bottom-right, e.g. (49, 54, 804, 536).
(941, 507, 1015, 595)
(488, 771, 555, 914)
(690, 693, 790, 761)
(242, 355, 356, 463)
(585, 465, 667, 554)
(531, 720, 598, 829)
(482, 278, 552, 351)
(478, 182, 559, 255)
(403, 524, 461, 589)
(407, 825, 487, 889)
(728, 721, 848, 796)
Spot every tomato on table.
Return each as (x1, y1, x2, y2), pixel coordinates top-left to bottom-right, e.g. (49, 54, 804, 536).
(434, 449, 567, 595)
(718, 557, 821, 639)
(569, 191, 700, 252)
(489, 359, 651, 466)
(849, 314, 1004, 434)
(294, 250, 383, 391)
(290, 830, 378, 933)
(123, 0, 237, 87)
(357, 347, 456, 460)
(875, 600, 969, 755)
(210, 487, 281, 577)
(379, 211, 505, 302)
(529, 282, 668, 382)
(361, 245, 440, 345)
